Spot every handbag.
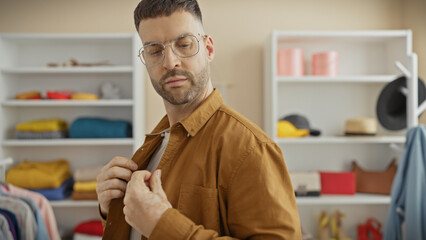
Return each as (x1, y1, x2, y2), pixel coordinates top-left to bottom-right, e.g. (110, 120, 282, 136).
(319, 171, 356, 195)
(289, 171, 321, 196)
(352, 159, 397, 195)
(357, 218, 383, 240)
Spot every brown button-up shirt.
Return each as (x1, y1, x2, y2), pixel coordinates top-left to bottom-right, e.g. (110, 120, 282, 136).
(102, 89, 301, 240)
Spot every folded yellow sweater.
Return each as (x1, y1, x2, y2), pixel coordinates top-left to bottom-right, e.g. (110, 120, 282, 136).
(73, 181, 98, 192)
(71, 93, 99, 100)
(6, 159, 71, 189)
(16, 119, 68, 132)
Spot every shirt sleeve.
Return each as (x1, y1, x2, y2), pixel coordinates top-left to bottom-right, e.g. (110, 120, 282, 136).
(149, 142, 301, 240)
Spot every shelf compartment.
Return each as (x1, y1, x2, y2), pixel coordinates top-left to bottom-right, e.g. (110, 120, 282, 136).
(2, 99, 133, 107)
(296, 193, 391, 205)
(1, 66, 133, 74)
(2, 138, 134, 147)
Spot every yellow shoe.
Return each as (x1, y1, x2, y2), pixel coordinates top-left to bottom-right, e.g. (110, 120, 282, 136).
(330, 210, 351, 240)
(318, 211, 336, 240)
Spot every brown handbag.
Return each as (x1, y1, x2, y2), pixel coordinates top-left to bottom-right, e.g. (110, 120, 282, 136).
(351, 159, 397, 195)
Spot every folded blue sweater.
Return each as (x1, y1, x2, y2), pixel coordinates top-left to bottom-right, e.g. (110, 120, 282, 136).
(70, 117, 132, 138)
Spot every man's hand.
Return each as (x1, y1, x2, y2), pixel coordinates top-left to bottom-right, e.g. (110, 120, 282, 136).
(123, 169, 172, 238)
(96, 156, 138, 217)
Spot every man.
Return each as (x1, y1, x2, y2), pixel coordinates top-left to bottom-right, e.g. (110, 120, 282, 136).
(96, 0, 301, 239)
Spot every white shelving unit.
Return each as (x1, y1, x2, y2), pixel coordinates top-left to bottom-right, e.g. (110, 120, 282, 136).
(264, 30, 413, 238)
(0, 33, 145, 238)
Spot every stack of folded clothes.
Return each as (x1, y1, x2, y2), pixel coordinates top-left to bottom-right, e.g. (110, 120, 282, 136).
(72, 165, 102, 200)
(15, 118, 68, 139)
(15, 90, 43, 100)
(73, 220, 103, 240)
(6, 159, 74, 200)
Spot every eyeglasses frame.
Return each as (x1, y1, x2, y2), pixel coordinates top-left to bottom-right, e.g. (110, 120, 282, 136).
(137, 33, 208, 66)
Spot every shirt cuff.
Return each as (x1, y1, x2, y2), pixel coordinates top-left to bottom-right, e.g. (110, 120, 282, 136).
(149, 208, 197, 240)
(98, 204, 107, 228)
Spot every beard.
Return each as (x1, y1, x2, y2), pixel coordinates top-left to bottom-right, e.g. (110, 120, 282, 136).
(150, 62, 210, 105)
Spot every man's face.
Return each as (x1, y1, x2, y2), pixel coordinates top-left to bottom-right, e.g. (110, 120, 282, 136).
(138, 11, 214, 105)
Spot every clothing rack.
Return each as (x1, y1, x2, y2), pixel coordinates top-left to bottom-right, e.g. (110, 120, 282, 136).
(395, 53, 426, 128)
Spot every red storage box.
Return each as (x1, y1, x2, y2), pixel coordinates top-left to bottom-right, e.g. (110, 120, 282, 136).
(319, 171, 356, 195)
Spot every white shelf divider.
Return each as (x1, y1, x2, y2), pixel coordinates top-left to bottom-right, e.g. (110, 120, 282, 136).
(2, 99, 133, 107)
(2, 138, 134, 147)
(296, 194, 391, 206)
(50, 200, 99, 208)
(1, 66, 133, 74)
(275, 136, 405, 144)
(276, 75, 399, 83)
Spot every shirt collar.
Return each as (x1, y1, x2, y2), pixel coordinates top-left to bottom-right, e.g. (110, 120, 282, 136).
(147, 89, 224, 137)
(181, 89, 223, 136)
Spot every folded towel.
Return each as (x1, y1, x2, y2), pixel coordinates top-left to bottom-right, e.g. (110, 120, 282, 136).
(71, 191, 98, 201)
(31, 177, 74, 200)
(16, 119, 68, 132)
(15, 130, 68, 139)
(6, 159, 71, 189)
(73, 181, 97, 192)
(73, 165, 103, 182)
(70, 117, 132, 138)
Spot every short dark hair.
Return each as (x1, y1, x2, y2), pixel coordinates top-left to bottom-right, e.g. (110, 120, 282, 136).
(134, 0, 203, 32)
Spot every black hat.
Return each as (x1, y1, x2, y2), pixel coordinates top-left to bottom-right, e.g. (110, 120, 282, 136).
(376, 75, 426, 131)
(280, 114, 321, 136)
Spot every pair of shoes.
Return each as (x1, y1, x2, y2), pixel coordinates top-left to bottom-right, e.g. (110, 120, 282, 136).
(317, 211, 336, 240)
(329, 210, 352, 240)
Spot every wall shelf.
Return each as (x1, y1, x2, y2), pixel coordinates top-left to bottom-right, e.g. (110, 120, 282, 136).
(264, 30, 413, 239)
(0, 33, 145, 236)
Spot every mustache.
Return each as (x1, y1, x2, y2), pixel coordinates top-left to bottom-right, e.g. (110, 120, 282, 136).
(160, 69, 194, 84)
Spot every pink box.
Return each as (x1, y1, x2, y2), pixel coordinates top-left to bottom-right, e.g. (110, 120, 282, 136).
(312, 51, 339, 76)
(277, 48, 304, 76)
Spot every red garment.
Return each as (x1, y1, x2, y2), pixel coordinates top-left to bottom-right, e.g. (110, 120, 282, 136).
(74, 220, 103, 236)
(46, 90, 73, 99)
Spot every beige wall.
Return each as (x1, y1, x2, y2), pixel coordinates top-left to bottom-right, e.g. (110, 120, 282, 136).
(1, 0, 425, 130)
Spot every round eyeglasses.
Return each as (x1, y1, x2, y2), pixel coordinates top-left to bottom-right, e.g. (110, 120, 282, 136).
(138, 34, 207, 66)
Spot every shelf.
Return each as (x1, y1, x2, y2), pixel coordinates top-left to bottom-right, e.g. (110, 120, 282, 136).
(296, 194, 391, 206)
(276, 75, 399, 83)
(2, 99, 133, 107)
(275, 136, 405, 144)
(1, 66, 133, 74)
(50, 199, 98, 208)
(2, 138, 134, 147)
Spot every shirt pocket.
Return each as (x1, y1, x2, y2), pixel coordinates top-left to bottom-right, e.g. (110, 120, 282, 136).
(178, 184, 221, 233)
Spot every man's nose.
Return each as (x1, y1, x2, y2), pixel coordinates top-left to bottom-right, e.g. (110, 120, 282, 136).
(162, 45, 180, 70)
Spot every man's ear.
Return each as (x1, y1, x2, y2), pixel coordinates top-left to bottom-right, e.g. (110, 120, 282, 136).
(204, 35, 215, 62)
